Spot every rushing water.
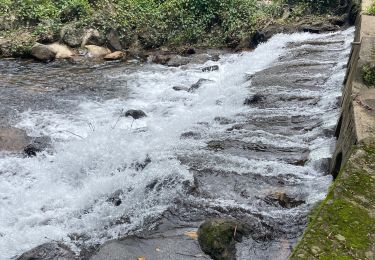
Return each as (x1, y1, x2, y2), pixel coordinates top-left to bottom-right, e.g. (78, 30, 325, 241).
(0, 28, 353, 259)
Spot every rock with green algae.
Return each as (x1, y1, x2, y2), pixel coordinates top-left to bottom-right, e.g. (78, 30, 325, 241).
(198, 219, 246, 260)
(290, 142, 375, 259)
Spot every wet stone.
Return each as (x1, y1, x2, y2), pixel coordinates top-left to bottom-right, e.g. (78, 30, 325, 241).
(202, 65, 219, 72)
(17, 242, 76, 260)
(107, 189, 123, 206)
(124, 109, 147, 119)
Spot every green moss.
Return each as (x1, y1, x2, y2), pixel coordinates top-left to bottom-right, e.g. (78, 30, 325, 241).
(291, 143, 375, 259)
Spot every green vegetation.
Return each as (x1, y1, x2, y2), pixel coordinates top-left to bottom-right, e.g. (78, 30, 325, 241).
(363, 64, 375, 86)
(0, 0, 351, 52)
(291, 143, 375, 259)
(367, 0, 375, 15)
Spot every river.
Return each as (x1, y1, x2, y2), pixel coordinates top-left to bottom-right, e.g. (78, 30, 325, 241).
(0, 28, 354, 259)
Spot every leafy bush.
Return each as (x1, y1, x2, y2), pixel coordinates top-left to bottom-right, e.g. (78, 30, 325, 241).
(282, 0, 341, 13)
(367, 0, 375, 15)
(363, 64, 375, 86)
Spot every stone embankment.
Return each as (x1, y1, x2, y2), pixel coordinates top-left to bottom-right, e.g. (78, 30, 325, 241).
(291, 0, 375, 259)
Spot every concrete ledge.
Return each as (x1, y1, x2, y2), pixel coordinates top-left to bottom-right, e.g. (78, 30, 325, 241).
(291, 1, 375, 258)
(290, 142, 375, 259)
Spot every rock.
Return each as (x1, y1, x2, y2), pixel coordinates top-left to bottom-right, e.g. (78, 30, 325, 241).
(152, 54, 171, 65)
(106, 29, 122, 51)
(189, 79, 213, 92)
(31, 43, 55, 61)
(133, 156, 151, 171)
(244, 94, 266, 105)
(90, 229, 208, 260)
(81, 29, 104, 47)
(198, 219, 245, 260)
(61, 24, 84, 47)
(0, 127, 28, 152)
(124, 109, 147, 119)
(181, 131, 202, 140)
(264, 192, 304, 209)
(17, 242, 76, 260)
(202, 65, 219, 72)
(23, 136, 50, 157)
(85, 45, 111, 58)
(0, 15, 17, 31)
(107, 189, 123, 206)
(172, 86, 189, 92)
(335, 234, 346, 242)
(24, 144, 42, 157)
(311, 246, 320, 255)
(48, 43, 74, 59)
(167, 55, 190, 67)
(104, 51, 124, 61)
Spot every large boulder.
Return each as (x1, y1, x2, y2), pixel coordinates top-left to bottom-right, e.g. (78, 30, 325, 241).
(85, 45, 111, 58)
(48, 43, 74, 59)
(31, 43, 55, 61)
(61, 24, 84, 47)
(17, 242, 76, 260)
(198, 219, 246, 260)
(81, 28, 104, 47)
(106, 29, 122, 51)
(104, 51, 124, 61)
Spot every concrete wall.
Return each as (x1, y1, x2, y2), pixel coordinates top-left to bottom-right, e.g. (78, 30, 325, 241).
(330, 0, 375, 178)
(290, 1, 375, 259)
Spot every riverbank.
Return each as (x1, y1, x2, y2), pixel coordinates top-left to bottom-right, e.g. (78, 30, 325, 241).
(290, 0, 375, 258)
(0, 0, 358, 62)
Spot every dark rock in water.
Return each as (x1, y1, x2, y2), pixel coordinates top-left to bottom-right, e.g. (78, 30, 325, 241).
(90, 228, 208, 260)
(107, 189, 123, 206)
(180, 131, 202, 140)
(172, 86, 189, 92)
(214, 117, 236, 125)
(264, 192, 304, 209)
(189, 79, 213, 92)
(312, 158, 332, 174)
(24, 144, 42, 157)
(244, 94, 266, 105)
(198, 219, 246, 260)
(134, 156, 151, 171)
(202, 65, 219, 72)
(124, 109, 147, 119)
(17, 242, 76, 260)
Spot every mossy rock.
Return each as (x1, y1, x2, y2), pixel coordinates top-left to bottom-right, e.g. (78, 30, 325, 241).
(198, 219, 246, 260)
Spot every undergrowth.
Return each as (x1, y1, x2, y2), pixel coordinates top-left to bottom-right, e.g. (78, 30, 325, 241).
(0, 0, 352, 49)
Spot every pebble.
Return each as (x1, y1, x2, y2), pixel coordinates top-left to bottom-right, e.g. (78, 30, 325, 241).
(335, 234, 346, 242)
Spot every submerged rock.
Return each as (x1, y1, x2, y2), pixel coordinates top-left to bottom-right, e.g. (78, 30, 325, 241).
(189, 78, 213, 92)
(244, 94, 266, 105)
(17, 242, 76, 260)
(264, 192, 304, 209)
(172, 86, 189, 92)
(198, 219, 246, 260)
(107, 189, 123, 206)
(124, 109, 147, 119)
